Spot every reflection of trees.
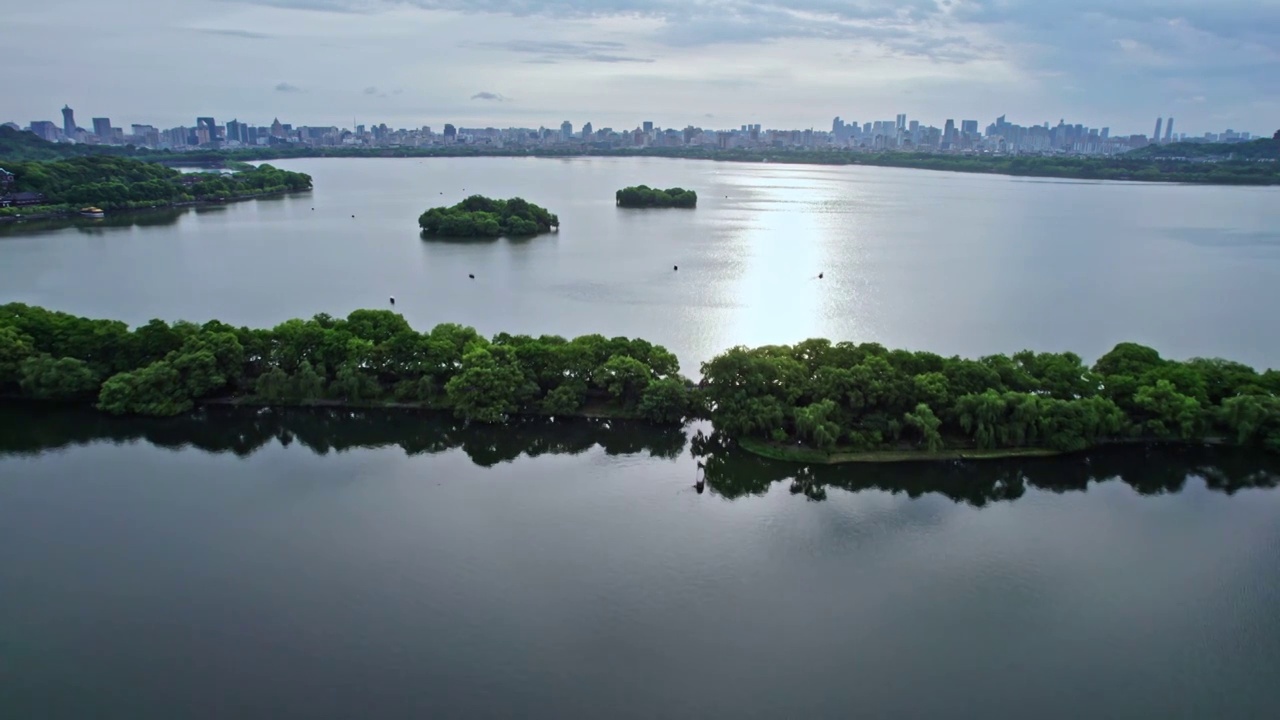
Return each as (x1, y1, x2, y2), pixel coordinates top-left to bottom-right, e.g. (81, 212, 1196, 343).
(0, 208, 187, 237)
(4, 405, 1277, 504)
(688, 432, 1280, 505)
(0, 403, 687, 467)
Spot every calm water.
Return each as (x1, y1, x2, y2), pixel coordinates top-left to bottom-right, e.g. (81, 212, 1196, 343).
(3, 159, 1280, 718)
(1, 157, 1279, 372)
(2, 405, 1280, 719)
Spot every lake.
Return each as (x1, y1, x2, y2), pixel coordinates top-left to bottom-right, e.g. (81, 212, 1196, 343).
(2, 404, 1280, 719)
(2, 158, 1280, 718)
(2, 157, 1279, 372)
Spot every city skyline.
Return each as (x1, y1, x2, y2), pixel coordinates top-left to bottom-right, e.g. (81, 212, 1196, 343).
(10, 101, 1269, 149)
(2, 0, 1277, 136)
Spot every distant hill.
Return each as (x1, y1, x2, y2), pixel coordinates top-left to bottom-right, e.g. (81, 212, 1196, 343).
(1127, 137, 1280, 161)
(0, 126, 132, 162)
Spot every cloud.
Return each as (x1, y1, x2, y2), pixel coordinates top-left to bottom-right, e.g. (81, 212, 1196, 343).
(194, 28, 274, 39)
(471, 92, 508, 101)
(474, 39, 654, 63)
(275, 82, 303, 92)
(363, 86, 379, 94)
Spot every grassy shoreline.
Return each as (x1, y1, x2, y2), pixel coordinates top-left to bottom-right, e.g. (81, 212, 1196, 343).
(0, 188, 309, 224)
(738, 437, 1063, 464)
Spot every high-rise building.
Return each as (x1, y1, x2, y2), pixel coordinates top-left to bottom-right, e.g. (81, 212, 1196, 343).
(1101, 127, 1109, 139)
(1164, 118, 1174, 143)
(642, 121, 653, 134)
(581, 121, 593, 139)
(560, 121, 573, 141)
(196, 117, 218, 143)
(92, 118, 112, 140)
(61, 105, 76, 138)
(29, 121, 58, 141)
(226, 119, 247, 144)
(961, 120, 978, 137)
(896, 114, 907, 130)
(943, 119, 956, 145)
(443, 124, 456, 142)
(1153, 117, 1163, 144)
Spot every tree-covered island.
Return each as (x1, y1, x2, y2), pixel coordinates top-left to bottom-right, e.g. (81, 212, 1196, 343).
(615, 185, 698, 208)
(418, 195, 559, 237)
(0, 155, 312, 218)
(3, 303, 1279, 460)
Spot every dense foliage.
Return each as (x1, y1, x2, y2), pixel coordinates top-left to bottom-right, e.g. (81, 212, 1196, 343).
(0, 304, 690, 424)
(1, 156, 311, 211)
(4, 303, 1279, 456)
(615, 185, 698, 208)
(418, 195, 559, 237)
(700, 340, 1280, 455)
(1127, 137, 1280, 161)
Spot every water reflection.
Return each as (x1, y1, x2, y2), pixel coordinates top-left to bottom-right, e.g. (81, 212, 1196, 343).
(689, 430, 1280, 504)
(0, 403, 686, 466)
(3, 403, 1277, 503)
(0, 208, 187, 237)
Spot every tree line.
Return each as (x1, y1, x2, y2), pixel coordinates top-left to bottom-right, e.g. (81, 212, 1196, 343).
(0, 303, 692, 425)
(1, 156, 311, 215)
(615, 185, 698, 208)
(4, 303, 1279, 457)
(700, 340, 1280, 457)
(419, 195, 559, 237)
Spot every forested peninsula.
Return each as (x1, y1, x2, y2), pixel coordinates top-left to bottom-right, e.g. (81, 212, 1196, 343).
(419, 195, 559, 238)
(0, 155, 312, 219)
(616, 185, 698, 208)
(3, 304, 1280, 461)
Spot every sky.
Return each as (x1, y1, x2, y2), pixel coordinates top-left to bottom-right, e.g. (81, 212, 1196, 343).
(3, 0, 1278, 136)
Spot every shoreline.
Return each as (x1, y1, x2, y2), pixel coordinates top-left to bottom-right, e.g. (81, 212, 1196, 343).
(127, 147, 1280, 186)
(737, 436, 1228, 465)
(0, 188, 309, 225)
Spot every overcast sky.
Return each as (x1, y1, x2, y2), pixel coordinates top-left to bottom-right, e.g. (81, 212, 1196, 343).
(4, 0, 1278, 136)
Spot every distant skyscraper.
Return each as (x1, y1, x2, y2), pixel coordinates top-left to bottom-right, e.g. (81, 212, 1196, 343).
(642, 121, 653, 134)
(560, 121, 573, 141)
(961, 120, 978, 137)
(196, 117, 218, 143)
(581, 121, 593, 139)
(1164, 118, 1174, 143)
(896, 114, 906, 131)
(1153, 117, 1163, 144)
(92, 117, 112, 140)
(943, 119, 956, 145)
(1101, 127, 1109, 139)
(61, 105, 76, 139)
(29, 121, 58, 141)
(443, 124, 456, 142)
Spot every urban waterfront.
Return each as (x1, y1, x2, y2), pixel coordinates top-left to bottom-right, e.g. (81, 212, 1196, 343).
(3, 157, 1280, 718)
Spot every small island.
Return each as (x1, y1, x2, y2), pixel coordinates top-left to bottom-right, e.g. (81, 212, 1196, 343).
(418, 195, 559, 238)
(0, 155, 312, 220)
(615, 185, 698, 208)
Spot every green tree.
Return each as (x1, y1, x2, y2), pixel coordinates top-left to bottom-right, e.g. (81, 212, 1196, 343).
(903, 403, 944, 452)
(97, 361, 192, 416)
(637, 378, 691, 424)
(19, 355, 101, 400)
(599, 354, 652, 408)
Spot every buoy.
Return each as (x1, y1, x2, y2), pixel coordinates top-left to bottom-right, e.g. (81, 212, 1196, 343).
(468, 273, 475, 279)
(818, 272, 824, 279)
(673, 265, 678, 271)
(389, 296, 395, 305)
(311, 207, 314, 210)
(351, 214, 355, 218)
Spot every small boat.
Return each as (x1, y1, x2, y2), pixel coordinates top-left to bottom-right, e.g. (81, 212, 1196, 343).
(79, 207, 105, 218)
